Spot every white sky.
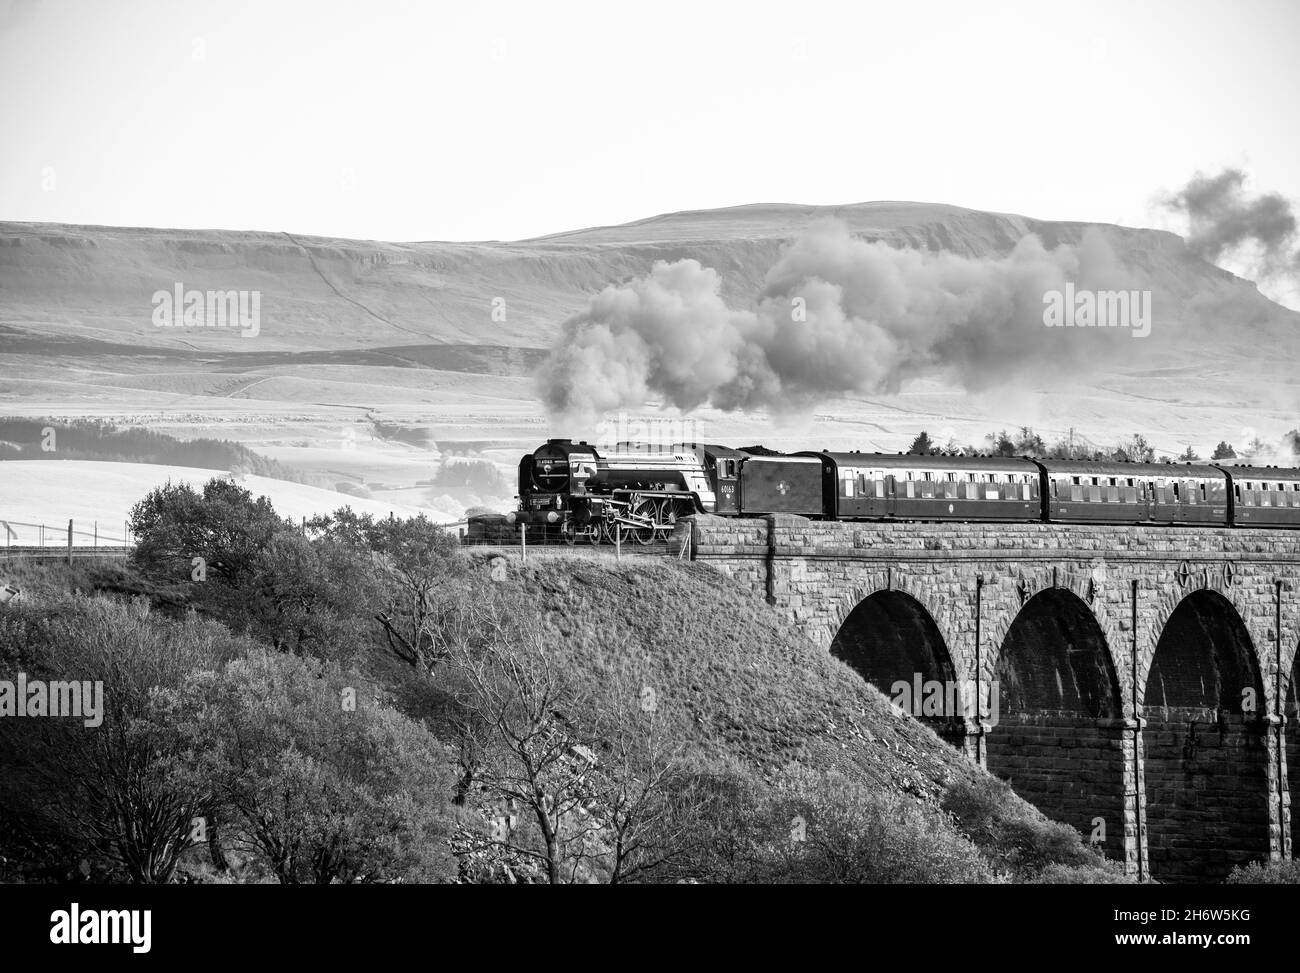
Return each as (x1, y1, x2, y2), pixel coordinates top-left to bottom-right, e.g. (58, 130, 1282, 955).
(1, 0, 1298, 242)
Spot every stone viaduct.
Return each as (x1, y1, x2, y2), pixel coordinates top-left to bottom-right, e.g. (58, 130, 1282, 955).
(684, 514, 1300, 882)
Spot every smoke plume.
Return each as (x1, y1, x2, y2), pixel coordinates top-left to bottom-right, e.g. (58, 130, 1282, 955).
(1162, 168, 1300, 283)
(538, 219, 1153, 420)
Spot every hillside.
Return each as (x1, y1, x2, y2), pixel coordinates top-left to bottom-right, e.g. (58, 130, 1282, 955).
(476, 553, 968, 798)
(409, 551, 1120, 880)
(3, 202, 1299, 519)
(0, 203, 1271, 352)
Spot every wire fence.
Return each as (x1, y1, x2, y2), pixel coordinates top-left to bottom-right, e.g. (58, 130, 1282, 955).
(0, 518, 132, 549)
(0, 514, 691, 562)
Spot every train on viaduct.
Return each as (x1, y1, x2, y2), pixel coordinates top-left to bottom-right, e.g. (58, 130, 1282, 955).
(489, 437, 1300, 881)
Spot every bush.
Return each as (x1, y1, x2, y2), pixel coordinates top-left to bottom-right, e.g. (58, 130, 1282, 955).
(766, 769, 995, 883)
(167, 651, 458, 883)
(130, 478, 289, 585)
(237, 532, 384, 664)
(0, 594, 253, 883)
(648, 763, 994, 884)
(942, 775, 1112, 879)
(1026, 863, 1134, 884)
(1225, 860, 1300, 884)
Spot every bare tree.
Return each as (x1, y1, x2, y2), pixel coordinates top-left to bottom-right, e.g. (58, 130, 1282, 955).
(593, 701, 691, 884)
(446, 625, 604, 883)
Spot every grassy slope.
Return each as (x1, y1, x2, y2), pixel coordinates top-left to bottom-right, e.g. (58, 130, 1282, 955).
(478, 553, 990, 804)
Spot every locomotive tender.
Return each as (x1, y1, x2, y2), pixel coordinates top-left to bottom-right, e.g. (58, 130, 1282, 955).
(500, 438, 1300, 543)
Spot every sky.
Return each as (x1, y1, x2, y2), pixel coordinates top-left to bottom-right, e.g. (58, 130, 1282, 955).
(1, 0, 1298, 243)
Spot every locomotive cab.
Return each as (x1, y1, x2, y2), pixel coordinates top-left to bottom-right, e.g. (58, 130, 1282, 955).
(695, 444, 748, 515)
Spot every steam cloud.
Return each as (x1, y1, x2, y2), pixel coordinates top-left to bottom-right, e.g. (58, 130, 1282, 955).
(538, 219, 1150, 420)
(1162, 168, 1300, 282)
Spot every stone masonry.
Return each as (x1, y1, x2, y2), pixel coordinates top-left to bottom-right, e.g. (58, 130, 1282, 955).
(682, 514, 1300, 880)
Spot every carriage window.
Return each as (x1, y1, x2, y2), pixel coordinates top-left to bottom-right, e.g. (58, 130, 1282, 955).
(857, 472, 869, 496)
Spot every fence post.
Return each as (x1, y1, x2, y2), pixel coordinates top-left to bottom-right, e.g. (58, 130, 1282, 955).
(521, 523, 527, 563)
(67, 519, 73, 566)
(94, 521, 98, 549)
(615, 523, 621, 561)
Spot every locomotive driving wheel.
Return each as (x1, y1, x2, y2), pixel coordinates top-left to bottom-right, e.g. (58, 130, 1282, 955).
(629, 498, 657, 545)
(654, 498, 681, 542)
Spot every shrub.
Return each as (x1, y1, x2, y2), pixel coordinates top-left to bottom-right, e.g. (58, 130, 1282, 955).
(237, 532, 383, 664)
(168, 651, 458, 883)
(130, 478, 289, 585)
(942, 775, 1108, 878)
(1225, 859, 1300, 884)
(1026, 862, 1134, 884)
(647, 763, 994, 884)
(770, 770, 994, 883)
(0, 594, 252, 883)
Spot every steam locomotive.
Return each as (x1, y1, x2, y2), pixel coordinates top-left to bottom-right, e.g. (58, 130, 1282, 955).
(496, 438, 1300, 543)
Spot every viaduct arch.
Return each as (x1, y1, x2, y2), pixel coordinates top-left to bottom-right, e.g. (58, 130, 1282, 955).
(683, 514, 1300, 880)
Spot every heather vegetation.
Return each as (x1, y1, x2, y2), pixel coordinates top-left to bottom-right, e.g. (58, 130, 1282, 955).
(0, 477, 1131, 884)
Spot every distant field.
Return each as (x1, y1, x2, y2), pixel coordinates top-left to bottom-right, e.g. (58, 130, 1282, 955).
(0, 461, 452, 546)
